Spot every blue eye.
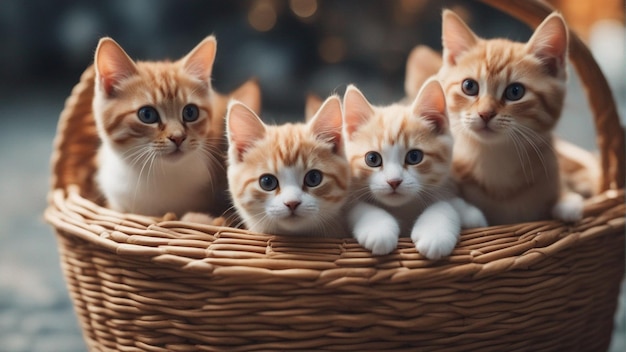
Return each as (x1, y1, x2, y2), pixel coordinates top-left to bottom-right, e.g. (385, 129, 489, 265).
(365, 151, 382, 167)
(462, 79, 479, 96)
(504, 83, 525, 101)
(137, 106, 160, 124)
(405, 149, 424, 165)
(182, 104, 200, 122)
(304, 169, 323, 187)
(259, 174, 279, 191)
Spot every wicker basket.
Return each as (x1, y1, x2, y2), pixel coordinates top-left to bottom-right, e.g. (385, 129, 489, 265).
(45, 1, 625, 351)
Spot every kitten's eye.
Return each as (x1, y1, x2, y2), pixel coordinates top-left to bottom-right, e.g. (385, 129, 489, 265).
(259, 174, 279, 191)
(365, 151, 382, 167)
(405, 149, 424, 165)
(461, 79, 479, 96)
(304, 169, 323, 187)
(137, 106, 160, 124)
(182, 104, 200, 122)
(504, 83, 525, 101)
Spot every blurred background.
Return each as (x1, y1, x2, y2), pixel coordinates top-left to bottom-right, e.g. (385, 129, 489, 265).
(0, 0, 624, 351)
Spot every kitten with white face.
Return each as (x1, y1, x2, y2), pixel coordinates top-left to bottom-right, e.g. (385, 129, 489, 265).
(93, 36, 260, 217)
(343, 80, 487, 258)
(437, 10, 583, 225)
(226, 96, 349, 236)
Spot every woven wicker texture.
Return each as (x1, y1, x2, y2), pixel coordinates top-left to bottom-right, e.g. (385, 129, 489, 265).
(45, 1, 625, 351)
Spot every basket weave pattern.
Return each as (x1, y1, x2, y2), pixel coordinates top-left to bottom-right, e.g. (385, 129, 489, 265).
(46, 1, 625, 351)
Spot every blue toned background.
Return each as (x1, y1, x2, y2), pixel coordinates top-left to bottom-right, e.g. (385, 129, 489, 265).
(0, 0, 624, 351)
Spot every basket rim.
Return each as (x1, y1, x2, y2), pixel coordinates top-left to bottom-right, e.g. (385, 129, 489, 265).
(45, 184, 626, 283)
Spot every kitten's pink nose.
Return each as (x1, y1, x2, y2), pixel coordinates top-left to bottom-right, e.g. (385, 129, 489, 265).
(169, 135, 187, 147)
(479, 111, 496, 122)
(387, 179, 402, 190)
(284, 200, 301, 211)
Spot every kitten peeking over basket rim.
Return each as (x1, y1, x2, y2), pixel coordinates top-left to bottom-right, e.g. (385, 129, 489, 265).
(433, 9, 584, 225)
(226, 95, 350, 236)
(93, 35, 260, 218)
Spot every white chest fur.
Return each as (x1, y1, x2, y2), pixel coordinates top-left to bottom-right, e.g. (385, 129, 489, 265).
(96, 143, 212, 217)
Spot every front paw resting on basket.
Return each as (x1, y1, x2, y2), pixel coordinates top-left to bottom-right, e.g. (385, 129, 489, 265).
(411, 200, 461, 260)
(349, 202, 400, 255)
(448, 197, 488, 229)
(552, 191, 584, 223)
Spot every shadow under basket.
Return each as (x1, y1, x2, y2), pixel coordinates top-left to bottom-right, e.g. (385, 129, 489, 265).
(45, 1, 625, 351)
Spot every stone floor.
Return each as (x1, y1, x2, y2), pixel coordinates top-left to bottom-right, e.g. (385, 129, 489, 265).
(0, 70, 624, 351)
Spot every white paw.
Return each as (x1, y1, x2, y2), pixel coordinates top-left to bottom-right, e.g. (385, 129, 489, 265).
(552, 193, 584, 223)
(411, 201, 460, 260)
(448, 197, 488, 229)
(460, 205, 488, 229)
(353, 215, 400, 256)
(413, 231, 458, 260)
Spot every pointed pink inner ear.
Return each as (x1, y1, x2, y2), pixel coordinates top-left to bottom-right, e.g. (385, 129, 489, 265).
(527, 14, 568, 76)
(227, 102, 266, 161)
(95, 39, 138, 96)
(309, 96, 342, 153)
(441, 10, 478, 66)
(412, 80, 448, 134)
(183, 36, 217, 83)
(343, 87, 374, 139)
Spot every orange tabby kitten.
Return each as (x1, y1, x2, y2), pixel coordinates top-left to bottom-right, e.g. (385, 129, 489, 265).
(343, 80, 487, 258)
(93, 36, 260, 217)
(226, 96, 349, 236)
(435, 10, 584, 225)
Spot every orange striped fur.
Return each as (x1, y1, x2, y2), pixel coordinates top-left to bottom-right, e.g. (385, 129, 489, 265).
(226, 96, 349, 236)
(437, 10, 582, 225)
(92, 36, 260, 217)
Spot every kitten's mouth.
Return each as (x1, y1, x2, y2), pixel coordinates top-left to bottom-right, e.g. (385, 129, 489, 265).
(282, 212, 301, 220)
(162, 149, 185, 161)
(471, 125, 498, 138)
(379, 191, 411, 207)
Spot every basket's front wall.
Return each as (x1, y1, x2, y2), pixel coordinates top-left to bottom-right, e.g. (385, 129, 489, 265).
(52, 201, 625, 351)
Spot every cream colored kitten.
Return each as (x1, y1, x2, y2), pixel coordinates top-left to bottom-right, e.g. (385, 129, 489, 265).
(343, 80, 487, 259)
(93, 36, 260, 217)
(437, 10, 583, 225)
(226, 96, 349, 236)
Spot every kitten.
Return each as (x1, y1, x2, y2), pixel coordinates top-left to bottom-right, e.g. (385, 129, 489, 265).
(226, 95, 349, 236)
(436, 10, 584, 225)
(93, 36, 261, 217)
(404, 44, 601, 199)
(343, 79, 487, 259)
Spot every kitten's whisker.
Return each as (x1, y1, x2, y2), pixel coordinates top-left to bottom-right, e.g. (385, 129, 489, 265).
(507, 130, 532, 184)
(513, 127, 549, 179)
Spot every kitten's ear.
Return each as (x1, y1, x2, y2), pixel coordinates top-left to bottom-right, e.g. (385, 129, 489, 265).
(94, 37, 138, 96)
(309, 95, 343, 153)
(411, 78, 448, 134)
(226, 100, 266, 161)
(404, 45, 442, 100)
(182, 35, 217, 83)
(441, 9, 479, 66)
(526, 12, 568, 76)
(343, 85, 374, 139)
(231, 78, 262, 114)
(304, 93, 323, 123)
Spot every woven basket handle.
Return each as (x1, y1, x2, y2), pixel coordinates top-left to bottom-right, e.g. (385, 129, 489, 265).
(480, 0, 625, 191)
